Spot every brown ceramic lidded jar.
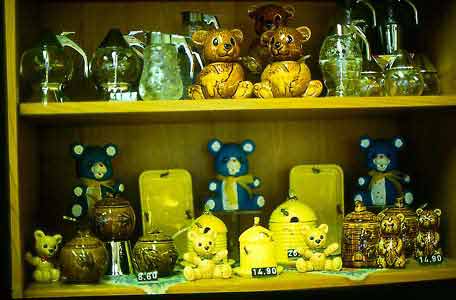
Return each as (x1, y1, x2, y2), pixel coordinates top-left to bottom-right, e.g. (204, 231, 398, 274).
(132, 229, 178, 277)
(343, 201, 379, 268)
(60, 229, 108, 283)
(94, 196, 136, 241)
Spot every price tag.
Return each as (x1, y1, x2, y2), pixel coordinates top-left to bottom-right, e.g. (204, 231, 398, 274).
(287, 249, 302, 258)
(417, 254, 443, 265)
(251, 267, 278, 277)
(136, 271, 159, 282)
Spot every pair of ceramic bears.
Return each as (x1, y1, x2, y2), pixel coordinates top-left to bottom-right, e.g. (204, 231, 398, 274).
(187, 5, 323, 99)
(67, 136, 413, 219)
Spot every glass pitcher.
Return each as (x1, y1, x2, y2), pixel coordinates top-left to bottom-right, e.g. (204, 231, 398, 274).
(20, 31, 88, 104)
(138, 32, 195, 100)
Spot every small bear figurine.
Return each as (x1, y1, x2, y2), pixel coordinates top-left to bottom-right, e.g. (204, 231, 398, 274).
(354, 136, 414, 208)
(183, 228, 232, 281)
(296, 224, 342, 272)
(71, 143, 124, 217)
(253, 26, 323, 98)
(244, 4, 295, 74)
(205, 139, 265, 212)
(187, 29, 253, 99)
(25, 229, 63, 283)
(376, 212, 406, 268)
(415, 207, 442, 259)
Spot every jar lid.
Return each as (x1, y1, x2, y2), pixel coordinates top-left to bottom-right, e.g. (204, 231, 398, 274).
(239, 217, 273, 243)
(192, 211, 227, 233)
(138, 229, 173, 243)
(345, 201, 377, 223)
(95, 196, 131, 208)
(381, 197, 416, 218)
(269, 194, 317, 224)
(65, 229, 104, 249)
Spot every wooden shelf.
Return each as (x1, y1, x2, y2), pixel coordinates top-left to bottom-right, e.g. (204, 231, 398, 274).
(24, 259, 456, 298)
(19, 96, 456, 124)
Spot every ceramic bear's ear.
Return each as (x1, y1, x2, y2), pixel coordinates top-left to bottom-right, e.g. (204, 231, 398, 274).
(207, 229, 217, 240)
(104, 144, 118, 158)
(392, 136, 405, 150)
(241, 139, 256, 154)
(260, 30, 275, 46)
(283, 4, 296, 18)
(396, 213, 405, 222)
(318, 224, 328, 233)
(296, 26, 311, 42)
(187, 230, 198, 241)
(359, 136, 372, 151)
(192, 30, 209, 46)
(434, 209, 442, 217)
(208, 139, 223, 155)
(71, 143, 85, 158)
(247, 5, 258, 18)
(34, 230, 45, 241)
(416, 208, 424, 216)
(231, 29, 244, 44)
(54, 234, 63, 245)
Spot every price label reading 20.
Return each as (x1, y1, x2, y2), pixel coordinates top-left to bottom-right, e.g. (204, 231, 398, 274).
(251, 267, 278, 277)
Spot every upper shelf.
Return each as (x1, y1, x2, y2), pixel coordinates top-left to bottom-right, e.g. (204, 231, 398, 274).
(19, 96, 456, 124)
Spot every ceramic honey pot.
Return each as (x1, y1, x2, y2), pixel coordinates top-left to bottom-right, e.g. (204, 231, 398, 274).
(253, 26, 323, 98)
(269, 194, 317, 266)
(234, 217, 282, 277)
(343, 201, 379, 268)
(132, 229, 178, 277)
(60, 228, 108, 283)
(186, 212, 228, 256)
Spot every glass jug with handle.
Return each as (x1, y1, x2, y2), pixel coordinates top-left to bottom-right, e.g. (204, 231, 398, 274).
(20, 31, 88, 104)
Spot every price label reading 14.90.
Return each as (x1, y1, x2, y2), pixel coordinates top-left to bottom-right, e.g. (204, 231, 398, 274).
(251, 267, 278, 277)
(417, 255, 443, 265)
(137, 271, 159, 282)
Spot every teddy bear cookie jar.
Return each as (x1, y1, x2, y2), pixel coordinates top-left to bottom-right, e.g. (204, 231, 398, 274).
(253, 26, 323, 98)
(295, 224, 342, 272)
(376, 212, 407, 268)
(205, 139, 265, 212)
(25, 230, 63, 283)
(415, 207, 443, 263)
(187, 28, 254, 99)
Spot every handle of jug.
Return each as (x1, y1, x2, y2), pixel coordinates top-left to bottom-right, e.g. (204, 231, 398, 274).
(351, 24, 372, 61)
(203, 14, 220, 29)
(355, 0, 377, 27)
(124, 31, 145, 60)
(172, 34, 197, 80)
(57, 32, 89, 78)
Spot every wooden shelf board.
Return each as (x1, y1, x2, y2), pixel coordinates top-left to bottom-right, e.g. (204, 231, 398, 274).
(19, 96, 456, 124)
(24, 259, 456, 298)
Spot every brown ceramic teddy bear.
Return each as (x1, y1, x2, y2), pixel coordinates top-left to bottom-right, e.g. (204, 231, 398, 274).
(188, 29, 253, 99)
(245, 4, 295, 74)
(253, 26, 323, 98)
(183, 228, 232, 281)
(377, 212, 406, 268)
(415, 208, 442, 258)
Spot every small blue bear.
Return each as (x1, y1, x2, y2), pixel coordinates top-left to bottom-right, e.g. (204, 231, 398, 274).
(354, 136, 413, 208)
(71, 143, 124, 217)
(205, 139, 265, 212)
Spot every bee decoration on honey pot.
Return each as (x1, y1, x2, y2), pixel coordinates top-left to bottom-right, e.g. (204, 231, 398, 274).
(415, 206, 443, 264)
(376, 212, 406, 268)
(253, 26, 323, 98)
(187, 29, 254, 99)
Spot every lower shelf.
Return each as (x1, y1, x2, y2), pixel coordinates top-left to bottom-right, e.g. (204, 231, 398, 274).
(24, 259, 456, 298)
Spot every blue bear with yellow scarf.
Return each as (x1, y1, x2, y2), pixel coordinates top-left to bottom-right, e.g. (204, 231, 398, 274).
(354, 136, 413, 208)
(71, 143, 124, 218)
(205, 139, 265, 212)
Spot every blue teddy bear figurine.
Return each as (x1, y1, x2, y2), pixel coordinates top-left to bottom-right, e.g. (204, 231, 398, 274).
(71, 143, 124, 217)
(353, 136, 413, 208)
(205, 139, 265, 212)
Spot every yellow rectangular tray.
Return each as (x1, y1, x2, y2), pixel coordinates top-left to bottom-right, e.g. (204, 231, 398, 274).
(138, 169, 194, 255)
(289, 164, 344, 253)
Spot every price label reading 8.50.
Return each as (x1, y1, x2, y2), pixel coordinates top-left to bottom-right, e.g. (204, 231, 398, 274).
(251, 267, 278, 277)
(287, 249, 302, 258)
(137, 271, 159, 282)
(417, 254, 443, 265)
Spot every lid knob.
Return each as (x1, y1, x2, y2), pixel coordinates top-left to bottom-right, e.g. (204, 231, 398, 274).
(254, 217, 260, 226)
(395, 196, 405, 208)
(354, 200, 366, 212)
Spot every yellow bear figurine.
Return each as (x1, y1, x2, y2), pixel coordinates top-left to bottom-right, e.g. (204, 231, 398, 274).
(25, 229, 63, 283)
(296, 224, 342, 272)
(188, 29, 253, 99)
(254, 26, 323, 98)
(183, 228, 232, 281)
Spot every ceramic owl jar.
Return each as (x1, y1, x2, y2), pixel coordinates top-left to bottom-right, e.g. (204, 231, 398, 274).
(253, 26, 323, 98)
(204, 139, 265, 212)
(187, 29, 253, 99)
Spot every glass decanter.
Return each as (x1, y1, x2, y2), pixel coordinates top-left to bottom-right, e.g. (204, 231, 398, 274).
(384, 49, 424, 96)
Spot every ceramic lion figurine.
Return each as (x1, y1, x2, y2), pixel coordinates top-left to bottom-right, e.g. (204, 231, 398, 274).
(183, 228, 232, 281)
(253, 26, 323, 98)
(188, 29, 253, 99)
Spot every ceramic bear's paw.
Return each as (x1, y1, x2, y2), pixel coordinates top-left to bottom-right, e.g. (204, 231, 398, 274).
(253, 82, 273, 98)
(332, 257, 343, 271)
(233, 81, 254, 99)
(183, 266, 197, 281)
(188, 85, 205, 100)
(303, 80, 323, 97)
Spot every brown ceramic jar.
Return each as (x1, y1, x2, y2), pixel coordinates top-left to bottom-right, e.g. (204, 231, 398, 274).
(132, 230, 178, 277)
(94, 196, 136, 241)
